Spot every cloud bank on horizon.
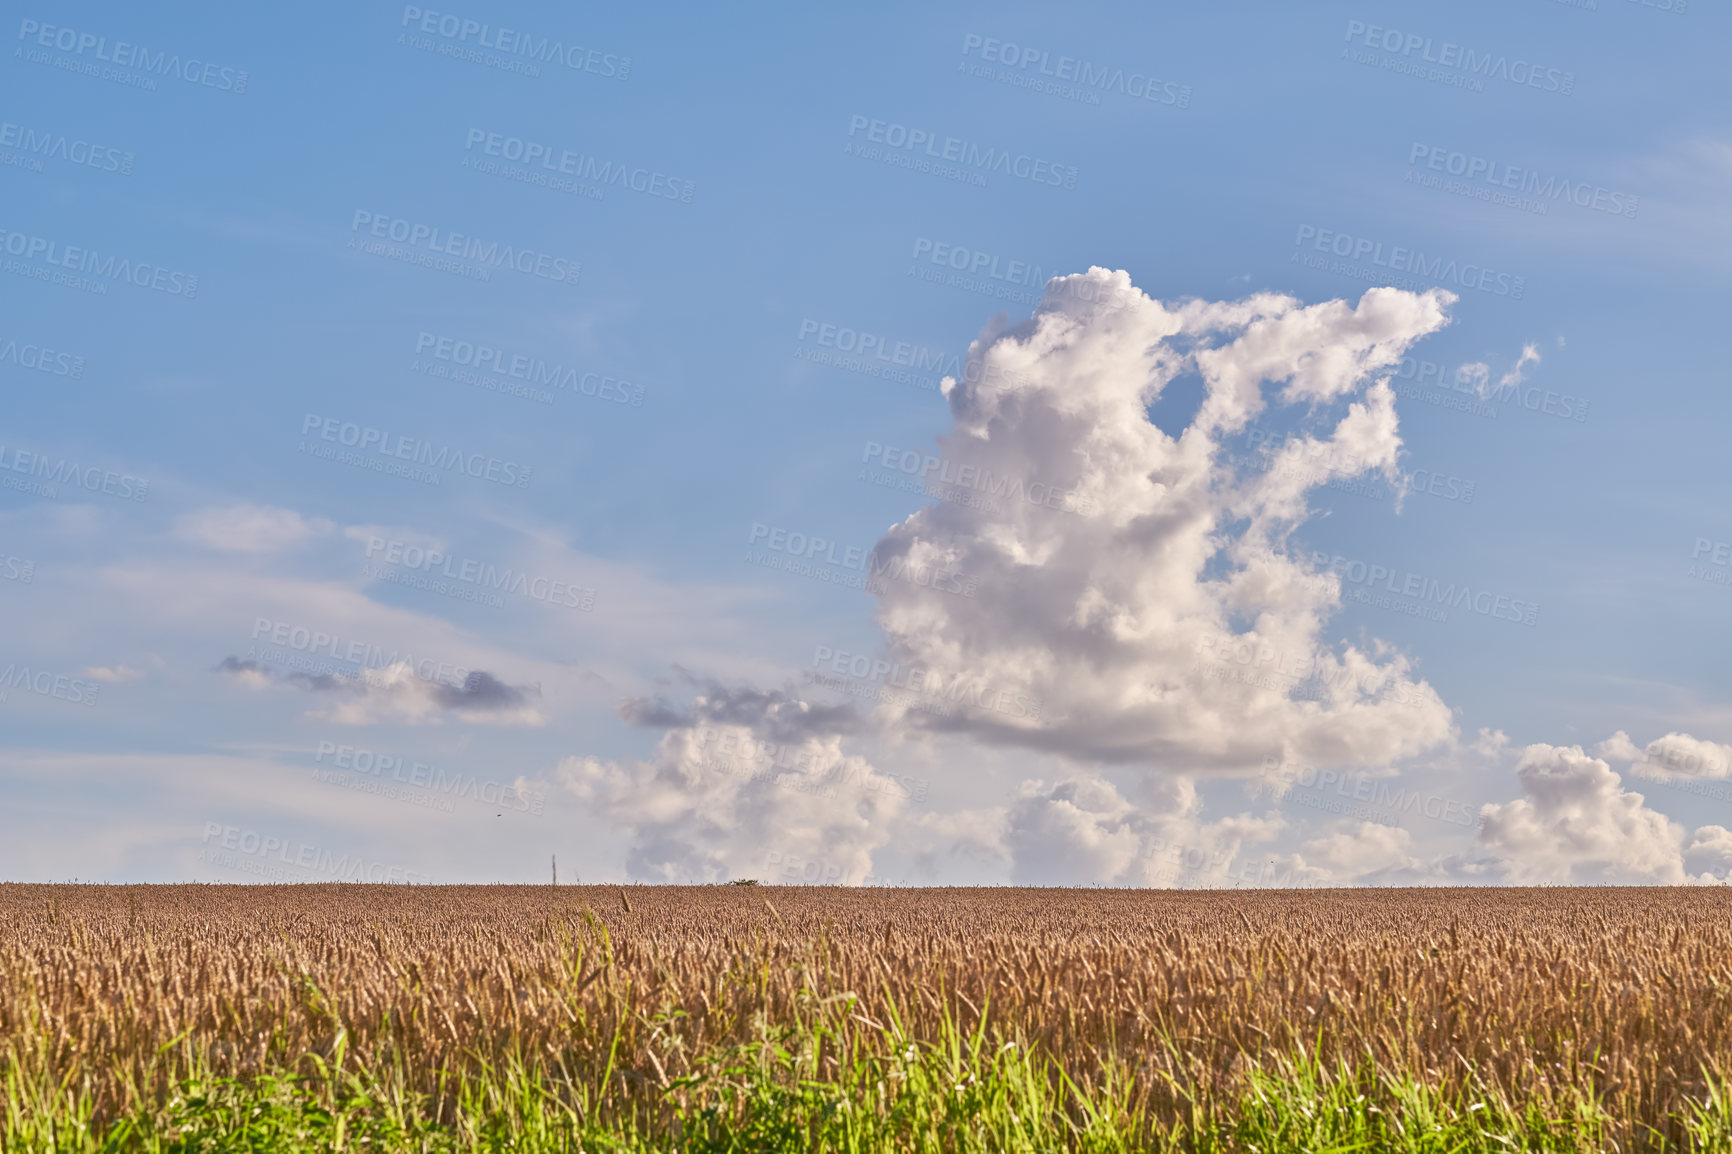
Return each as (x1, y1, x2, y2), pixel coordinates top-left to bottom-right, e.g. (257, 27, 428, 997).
(553, 269, 1732, 889)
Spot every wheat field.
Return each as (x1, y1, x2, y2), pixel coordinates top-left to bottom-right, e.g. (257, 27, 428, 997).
(4, 883, 1731, 1150)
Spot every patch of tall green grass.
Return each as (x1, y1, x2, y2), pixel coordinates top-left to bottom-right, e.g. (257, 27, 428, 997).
(6, 986, 1729, 1152)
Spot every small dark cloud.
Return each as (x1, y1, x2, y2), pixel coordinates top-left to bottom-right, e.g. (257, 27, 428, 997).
(216, 657, 532, 716)
(286, 671, 345, 692)
(218, 656, 344, 693)
(619, 697, 693, 728)
(431, 670, 535, 712)
(618, 676, 858, 741)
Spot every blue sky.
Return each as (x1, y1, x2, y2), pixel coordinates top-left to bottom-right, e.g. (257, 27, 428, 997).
(4, 0, 1730, 887)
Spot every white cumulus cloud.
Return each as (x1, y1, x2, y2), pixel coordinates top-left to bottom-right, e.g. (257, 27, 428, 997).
(1598, 729, 1732, 780)
(866, 268, 1457, 773)
(1478, 743, 1687, 884)
(1000, 772, 1283, 886)
(554, 684, 902, 884)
